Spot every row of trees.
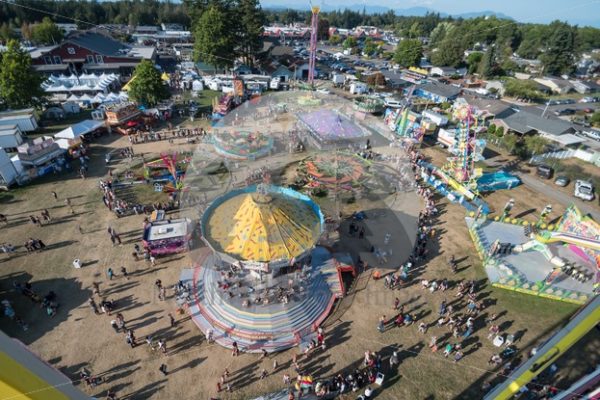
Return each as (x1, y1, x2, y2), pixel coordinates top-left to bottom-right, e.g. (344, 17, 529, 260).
(0, 0, 189, 31)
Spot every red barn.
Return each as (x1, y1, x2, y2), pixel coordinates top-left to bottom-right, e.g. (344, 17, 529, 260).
(31, 31, 156, 80)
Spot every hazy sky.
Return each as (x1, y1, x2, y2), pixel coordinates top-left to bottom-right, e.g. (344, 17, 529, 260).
(263, 0, 600, 26)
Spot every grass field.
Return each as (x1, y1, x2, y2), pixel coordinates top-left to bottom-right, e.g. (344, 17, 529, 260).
(0, 121, 598, 399)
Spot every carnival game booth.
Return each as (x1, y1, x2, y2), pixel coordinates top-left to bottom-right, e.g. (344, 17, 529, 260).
(183, 184, 345, 352)
(105, 102, 141, 126)
(143, 218, 193, 256)
(212, 130, 274, 160)
(297, 109, 371, 150)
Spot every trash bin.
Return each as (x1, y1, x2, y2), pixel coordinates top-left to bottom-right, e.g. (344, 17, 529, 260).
(73, 259, 82, 269)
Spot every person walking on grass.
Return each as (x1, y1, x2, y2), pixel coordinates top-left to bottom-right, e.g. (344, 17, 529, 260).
(377, 315, 386, 333)
(89, 297, 99, 315)
(168, 313, 176, 327)
(107, 268, 115, 280)
(120, 267, 128, 280)
(157, 339, 167, 354)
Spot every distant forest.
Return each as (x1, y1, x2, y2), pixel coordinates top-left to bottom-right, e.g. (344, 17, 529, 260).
(1, 0, 600, 59)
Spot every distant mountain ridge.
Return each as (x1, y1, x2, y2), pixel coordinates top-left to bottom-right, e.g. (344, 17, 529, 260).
(261, 2, 514, 20)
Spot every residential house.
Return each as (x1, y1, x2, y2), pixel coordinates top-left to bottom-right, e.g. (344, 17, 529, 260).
(493, 111, 577, 146)
(484, 80, 505, 95)
(379, 70, 413, 90)
(533, 77, 575, 94)
(569, 80, 600, 94)
(514, 72, 532, 80)
(430, 66, 466, 77)
(277, 55, 311, 80)
(30, 31, 156, 78)
(414, 82, 462, 103)
(458, 95, 517, 121)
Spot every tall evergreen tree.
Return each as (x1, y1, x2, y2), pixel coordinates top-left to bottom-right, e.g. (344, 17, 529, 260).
(0, 40, 45, 109)
(479, 46, 496, 78)
(541, 21, 576, 76)
(236, 0, 265, 66)
(193, 5, 234, 71)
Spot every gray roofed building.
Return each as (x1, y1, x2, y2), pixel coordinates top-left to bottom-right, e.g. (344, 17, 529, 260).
(458, 95, 517, 120)
(66, 31, 130, 57)
(415, 82, 462, 103)
(495, 111, 576, 137)
(379, 70, 413, 89)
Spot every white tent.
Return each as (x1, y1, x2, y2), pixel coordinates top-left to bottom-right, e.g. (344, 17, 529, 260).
(54, 119, 105, 140)
(67, 94, 80, 102)
(92, 93, 105, 103)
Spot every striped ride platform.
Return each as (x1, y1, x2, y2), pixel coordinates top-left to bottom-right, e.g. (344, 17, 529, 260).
(181, 251, 344, 353)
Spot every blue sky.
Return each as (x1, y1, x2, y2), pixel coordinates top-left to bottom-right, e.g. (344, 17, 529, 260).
(262, 0, 600, 27)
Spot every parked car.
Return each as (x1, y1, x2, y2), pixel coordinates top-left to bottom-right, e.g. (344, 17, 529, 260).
(574, 180, 595, 201)
(554, 176, 570, 187)
(582, 130, 600, 141)
(536, 165, 554, 179)
(384, 98, 403, 108)
(554, 108, 576, 116)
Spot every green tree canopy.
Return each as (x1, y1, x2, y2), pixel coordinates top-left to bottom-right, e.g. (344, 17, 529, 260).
(363, 38, 379, 56)
(466, 51, 483, 74)
(236, 0, 265, 66)
(541, 21, 576, 76)
(343, 36, 357, 49)
(431, 38, 464, 67)
(193, 5, 234, 71)
(504, 79, 545, 101)
(127, 60, 170, 107)
(479, 46, 497, 78)
(0, 23, 16, 44)
(0, 39, 45, 109)
(329, 34, 342, 45)
(590, 111, 600, 127)
(31, 17, 63, 45)
(524, 135, 550, 155)
(393, 39, 423, 68)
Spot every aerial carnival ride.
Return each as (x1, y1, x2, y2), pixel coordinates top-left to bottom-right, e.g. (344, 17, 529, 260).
(483, 295, 600, 400)
(418, 104, 491, 213)
(295, 3, 323, 107)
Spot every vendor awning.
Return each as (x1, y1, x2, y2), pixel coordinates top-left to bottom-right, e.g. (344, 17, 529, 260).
(54, 119, 105, 139)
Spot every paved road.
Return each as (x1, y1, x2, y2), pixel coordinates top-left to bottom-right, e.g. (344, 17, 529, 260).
(516, 172, 600, 220)
(495, 167, 600, 221)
